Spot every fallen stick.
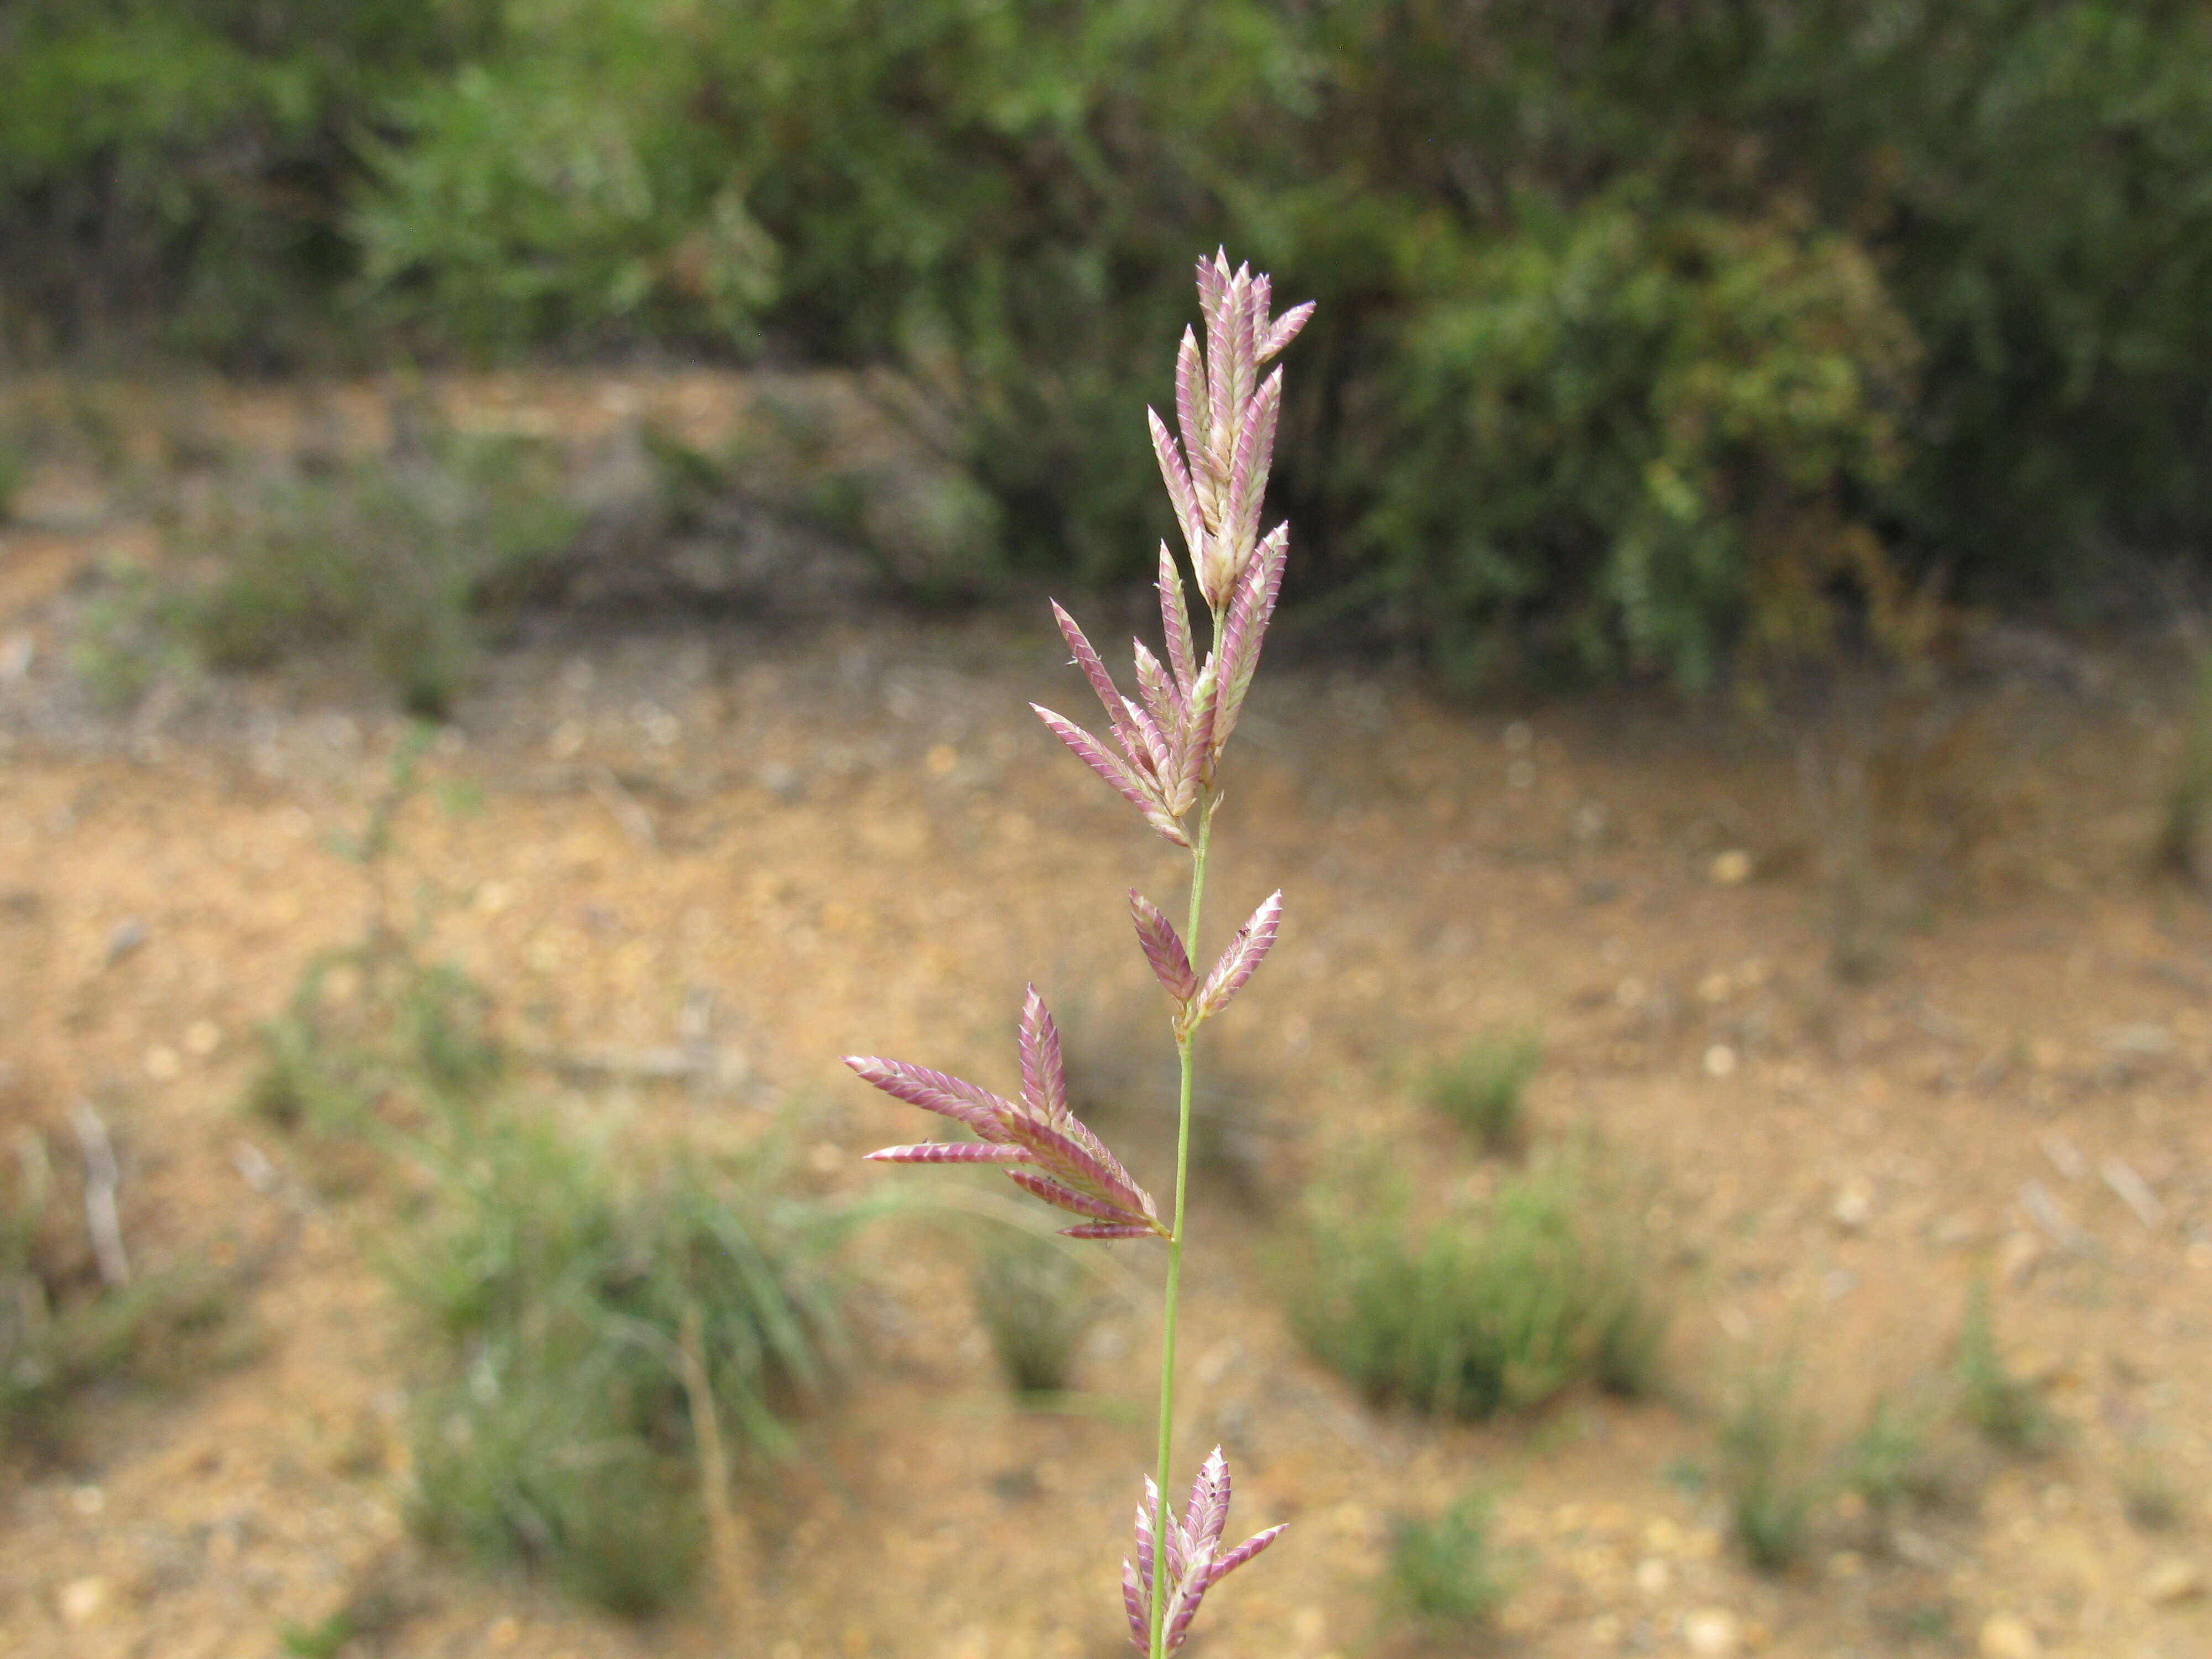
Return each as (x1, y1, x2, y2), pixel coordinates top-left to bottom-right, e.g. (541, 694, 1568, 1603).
(67, 1101, 130, 1289)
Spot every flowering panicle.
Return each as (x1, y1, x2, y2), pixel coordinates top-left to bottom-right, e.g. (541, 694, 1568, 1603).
(1032, 251, 1311, 849)
(851, 250, 1303, 1659)
(1122, 1448, 1285, 1652)
(848, 988, 1165, 1240)
(1153, 253, 1313, 613)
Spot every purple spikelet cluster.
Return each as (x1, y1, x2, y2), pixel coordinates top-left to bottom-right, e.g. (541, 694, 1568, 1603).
(849, 249, 1307, 1658)
(849, 988, 1164, 1240)
(1131, 888, 1281, 1031)
(1032, 252, 1311, 849)
(1123, 1448, 1286, 1652)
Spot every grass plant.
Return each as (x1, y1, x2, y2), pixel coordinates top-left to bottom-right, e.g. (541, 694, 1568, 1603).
(400, 1120, 849, 1614)
(242, 728, 853, 1616)
(1842, 1390, 1955, 1514)
(844, 254, 1305, 1654)
(2, 1126, 236, 1458)
(1423, 1027, 1543, 1153)
(2120, 1441, 2185, 1532)
(969, 1229, 1101, 1398)
(1292, 1156, 1662, 1420)
(1718, 1348, 1823, 1572)
(1958, 1280, 2050, 1453)
(1380, 1494, 1506, 1639)
(70, 421, 580, 717)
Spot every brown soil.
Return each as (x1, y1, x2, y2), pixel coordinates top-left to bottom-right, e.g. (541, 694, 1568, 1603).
(4, 373, 2212, 1659)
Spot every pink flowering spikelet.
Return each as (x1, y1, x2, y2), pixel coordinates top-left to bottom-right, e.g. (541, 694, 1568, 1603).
(1129, 887, 1281, 1029)
(1122, 1448, 1285, 1652)
(848, 987, 1165, 1240)
(851, 249, 1307, 1658)
(1031, 252, 1311, 849)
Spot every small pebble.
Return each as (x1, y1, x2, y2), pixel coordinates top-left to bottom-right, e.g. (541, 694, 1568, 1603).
(103, 917, 149, 967)
(59, 1577, 107, 1624)
(2143, 1557, 2204, 1604)
(1710, 849, 1754, 885)
(1832, 1179, 1874, 1231)
(1683, 1606, 1741, 1656)
(1978, 1613, 2039, 1659)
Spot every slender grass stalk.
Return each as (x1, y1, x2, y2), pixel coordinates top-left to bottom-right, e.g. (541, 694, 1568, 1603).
(849, 252, 1306, 1652)
(1151, 797, 1213, 1659)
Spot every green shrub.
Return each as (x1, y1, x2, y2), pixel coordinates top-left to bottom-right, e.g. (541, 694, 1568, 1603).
(1354, 199, 1917, 690)
(1291, 1157, 1661, 1420)
(16, 1, 2212, 672)
(1423, 1028, 1543, 1153)
(1379, 1494, 1506, 1637)
(352, 0, 776, 348)
(0, 0, 501, 359)
(181, 428, 579, 716)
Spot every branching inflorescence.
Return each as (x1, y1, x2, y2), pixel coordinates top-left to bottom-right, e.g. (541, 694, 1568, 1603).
(847, 251, 1309, 1656)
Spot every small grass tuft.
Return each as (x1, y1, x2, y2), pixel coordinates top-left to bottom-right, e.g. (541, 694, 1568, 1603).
(1380, 1493, 1506, 1637)
(2120, 1441, 2185, 1531)
(3, 1127, 238, 1458)
(398, 1115, 851, 1615)
(1291, 1154, 1662, 1420)
(969, 1229, 1099, 1398)
(1718, 1349, 1823, 1573)
(1957, 1280, 2049, 1453)
(1843, 1391, 1949, 1513)
(1423, 1027, 1543, 1152)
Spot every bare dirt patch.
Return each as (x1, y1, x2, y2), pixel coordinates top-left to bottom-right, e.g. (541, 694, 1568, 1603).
(3, 375, 2211, 1659)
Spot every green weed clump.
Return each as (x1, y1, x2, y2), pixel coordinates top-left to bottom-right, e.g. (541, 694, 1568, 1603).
(1379, 1494, 1506, 1638)
(968, 1230, 1099, 1399)
(1423, 1029, 1543, 1154)
(2120, 1441, 2185, 1532)
(1718, 1351, 1823, 1572)
(237, 744, 855, 1618)
(1958, 1281, 2051, 1454)
(1292, 1158, 1662, 1420)
(2, 1130, 235, 1458)
(181, 430, 580, 716)
(249, 948, 501, 1144)
(400, 1120, 850, 1615)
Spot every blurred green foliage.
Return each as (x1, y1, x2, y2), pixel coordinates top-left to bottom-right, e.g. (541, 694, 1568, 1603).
(8, 1, 2212, 680)
(1291, 1154, 1662, 1420)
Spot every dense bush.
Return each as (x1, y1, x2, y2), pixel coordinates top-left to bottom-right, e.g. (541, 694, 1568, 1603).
(0, 0, 499, 360)
(9, 1, 2212, 679)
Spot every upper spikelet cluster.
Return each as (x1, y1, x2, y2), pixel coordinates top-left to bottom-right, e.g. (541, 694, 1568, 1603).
(1031, 252, 1312, 848)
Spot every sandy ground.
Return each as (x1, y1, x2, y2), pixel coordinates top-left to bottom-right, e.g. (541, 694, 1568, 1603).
(3, 373, 2212, 1659)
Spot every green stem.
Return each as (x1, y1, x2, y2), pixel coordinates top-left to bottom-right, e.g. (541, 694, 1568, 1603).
(1151, 797, 1212, 1659)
